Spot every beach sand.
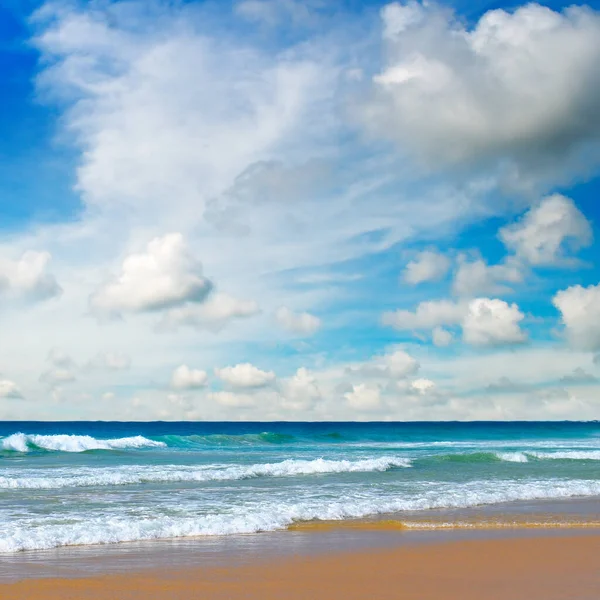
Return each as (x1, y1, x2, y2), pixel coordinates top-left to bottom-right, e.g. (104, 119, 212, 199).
(2, 533, 599, 600)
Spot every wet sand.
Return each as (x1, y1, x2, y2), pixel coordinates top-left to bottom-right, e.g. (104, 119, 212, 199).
(2, 533, 599, 600)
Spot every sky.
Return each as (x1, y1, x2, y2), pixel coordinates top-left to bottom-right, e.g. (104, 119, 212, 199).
(0, 0, 600, 421)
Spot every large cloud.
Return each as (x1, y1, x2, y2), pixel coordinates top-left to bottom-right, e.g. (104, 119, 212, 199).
(0, 251, 61, 303)
(281, 367, 322, 410)
(90, 233, 212, 316)
(362, 2, 600, 185)
(553, 283, 600, 351)
(344, 384, 382, 411)
(499, 194, 592, 266)
(383, 297, 527, 347)
(462, 298, 527, 346)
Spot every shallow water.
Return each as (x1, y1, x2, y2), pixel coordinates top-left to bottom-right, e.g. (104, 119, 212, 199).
(1, 421, 599, 554)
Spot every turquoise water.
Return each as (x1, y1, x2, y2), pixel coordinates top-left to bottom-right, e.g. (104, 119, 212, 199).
(1, 421, 599, 552)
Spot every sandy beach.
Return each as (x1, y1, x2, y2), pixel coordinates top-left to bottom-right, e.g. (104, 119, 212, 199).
(2, 533, 599, 600)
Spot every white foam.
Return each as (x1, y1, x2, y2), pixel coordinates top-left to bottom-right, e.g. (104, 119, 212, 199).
(527, 450, 600, 460)
(1, 478, 600, 552)
(0, 433, 165, 453)
(0, 456, 412, 489)
(496, 452, 529, 463)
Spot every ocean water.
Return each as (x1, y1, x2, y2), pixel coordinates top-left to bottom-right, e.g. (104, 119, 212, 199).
(1, 421, 599, 553)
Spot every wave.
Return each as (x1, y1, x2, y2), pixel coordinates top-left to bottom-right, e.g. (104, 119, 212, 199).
(2, 478, 600, 552)
(0, 433, 166, 453)
(495, 451, 600, 463)
(420, 450, 600, 464)
(0, 456, 412, 489)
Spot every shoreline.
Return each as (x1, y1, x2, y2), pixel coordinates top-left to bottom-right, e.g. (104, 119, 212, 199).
(2, 495, 599, 582)
(2, 532, 599, 599)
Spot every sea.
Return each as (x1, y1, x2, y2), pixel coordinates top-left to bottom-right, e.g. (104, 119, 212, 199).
(1, 421, 599, 554)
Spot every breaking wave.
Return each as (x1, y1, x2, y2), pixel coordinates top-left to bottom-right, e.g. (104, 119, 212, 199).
(2, 478, 600, 552)
(0, 456, 412, 489)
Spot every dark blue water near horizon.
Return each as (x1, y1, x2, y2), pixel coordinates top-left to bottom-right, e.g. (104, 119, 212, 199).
(1, 419, 598, 439)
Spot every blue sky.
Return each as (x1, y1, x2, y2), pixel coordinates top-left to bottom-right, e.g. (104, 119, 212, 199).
(0, 0, 599, 420)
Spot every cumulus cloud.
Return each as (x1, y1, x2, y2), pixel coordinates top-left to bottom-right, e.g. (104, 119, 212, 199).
(0, 380, 23, 399)
(410, 378, 435, 394)
(499, 195, 592, 266)
(452, 256, 523, 297)
(384, 297, 526, 347)
(345, 383, 382, 411)
(159, 293, 260, 331)
(402, 249, 450, 284)
(432, 327, 453, 347)
(462, 298, 527, 346)
(275, 307, 321, 336)
(553, 283, 600, 351)
(90, 233, 212, 316)
(382, 299, 465, 330)
(0, 251, 61, 302)
(171, 365, 208, 390)
(375, 349, 420, 378)
(215, 363, 276, 388)
(281, 367, 322, 410)
(362, 2, 600, 184)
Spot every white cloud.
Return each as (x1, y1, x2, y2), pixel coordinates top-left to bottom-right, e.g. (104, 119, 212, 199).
(499, 195, 592, 266)
(0, 380, 23, 399)
(462, 298, 527, 346)
(403, 249, 450, 285)
(553, 283, 600, 351)
(382, 299, 465, 330)
(171, 365, 208, 390)
(379, 349, 420, 378)
(348, 348, 420, 379)
(432, 327, 453, 347)
(275, 307, 321, 336)
(87, 352, 131, 370)
(410, 378, 435, 394)
(452, 256, 523, 297)
(363, 2, 600, 185)
(0, 251, 61, 303)
(159, 293, 260, 331)
(344, 383, 382, 411)
(384, 297, 526, 347)
(281, 367, 321, 410)
(215, 363, 276, 388)
(90, 233, 212, 316)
